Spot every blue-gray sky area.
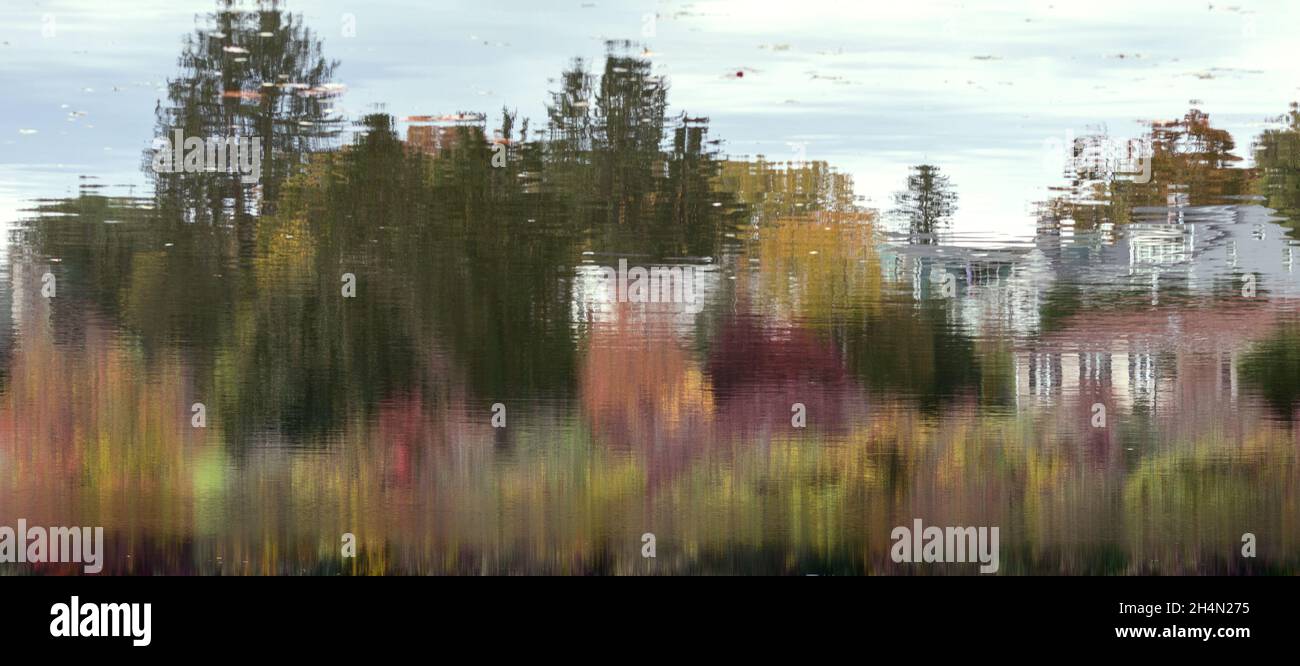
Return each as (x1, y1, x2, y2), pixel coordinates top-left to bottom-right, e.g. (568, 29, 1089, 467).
(2, 0, 1298, 242)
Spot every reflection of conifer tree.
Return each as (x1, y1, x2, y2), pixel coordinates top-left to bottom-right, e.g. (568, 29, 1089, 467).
(147, 0, 342, 248)
(658, 113, 726, 256)
(892, 164, 957, 243)
(593, 40, 667, 225)
(543, 43, 730, 257)
(594, 42, 666, 155)
(545, 58, 595, 159)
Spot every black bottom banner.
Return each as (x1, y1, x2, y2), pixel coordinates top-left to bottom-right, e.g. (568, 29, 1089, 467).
(0, 575, 1288, 655)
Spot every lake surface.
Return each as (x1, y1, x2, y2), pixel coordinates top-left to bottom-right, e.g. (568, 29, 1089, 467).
(2, 0, 1300, 574)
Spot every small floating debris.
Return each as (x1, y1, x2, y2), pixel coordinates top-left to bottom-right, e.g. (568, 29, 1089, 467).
(401, 113, 486, 123)
(299, 83, 346, 97)
(222, 89, 262, 101)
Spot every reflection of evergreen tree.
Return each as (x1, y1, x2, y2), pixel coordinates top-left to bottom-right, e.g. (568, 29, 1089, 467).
(892, 164, 957, 243)
(147, 0, 342, 246)
(593, 40, 667, 223)
(546, 58, 595, 159)
(594, 41, 666, 155)
(545, 42, 733, 257)
(1254, 102, 1300, 227)
(661, 115, 723, 254)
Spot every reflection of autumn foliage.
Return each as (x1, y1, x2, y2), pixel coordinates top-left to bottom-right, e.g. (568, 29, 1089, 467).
(716, 159, 859, 219)
(13, 22, 1300, 573)
(5, 296, 1297, 573)
(707, 314, 860, 437)
(1043, 108, 1256, 230)
(1135, 108, 1253, 205)
(745, 211, 882, 322)
(0, 304, 213, 573)
(373, 394, 431, 487)
(580, 303, 714, 488)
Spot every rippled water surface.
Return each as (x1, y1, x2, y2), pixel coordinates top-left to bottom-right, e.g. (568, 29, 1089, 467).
(3, 0, 1300, 574)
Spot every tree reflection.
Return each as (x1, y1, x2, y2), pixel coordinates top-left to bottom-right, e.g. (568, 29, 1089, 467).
(1042, 108, 1255, 229)
(891, 164, 957, 243)
(1254, 102, 1300, 227)
(147, 0, 343, 254)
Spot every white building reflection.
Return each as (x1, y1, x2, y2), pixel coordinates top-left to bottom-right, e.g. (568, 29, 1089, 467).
(881, 202, 1298, 412)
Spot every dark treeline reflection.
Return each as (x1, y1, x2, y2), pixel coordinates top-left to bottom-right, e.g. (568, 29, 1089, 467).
(8, 0, 1300, 574)
(20, 26, 757, 447)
